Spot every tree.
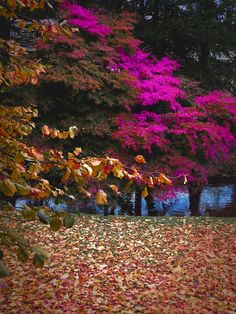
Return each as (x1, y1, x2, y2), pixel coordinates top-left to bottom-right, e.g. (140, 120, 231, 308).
(37, 1, 236, 185)
(79, 0, 236, 93)
(0, 0, 171, 277)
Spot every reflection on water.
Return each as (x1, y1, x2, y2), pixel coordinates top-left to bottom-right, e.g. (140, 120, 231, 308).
(15, 181, 236, 217)
(199, 184, 235, 216)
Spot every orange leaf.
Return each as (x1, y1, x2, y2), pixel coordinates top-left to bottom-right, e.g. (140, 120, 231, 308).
(157, 173, 172, 185)
(96, 190, 107, 205)
(109, 184, 119, 193)
(30, 148, 43, 161)
(50, 129, 58, 138)
(147, 177, 154, 188)
(134, 155, 146, 164)
(41, 125, 51, 136)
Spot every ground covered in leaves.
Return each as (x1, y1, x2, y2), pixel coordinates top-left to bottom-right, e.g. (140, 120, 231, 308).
(0, 216, 236, 313)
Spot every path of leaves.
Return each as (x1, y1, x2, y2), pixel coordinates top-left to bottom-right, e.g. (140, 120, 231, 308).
(0, 216, 236, 313)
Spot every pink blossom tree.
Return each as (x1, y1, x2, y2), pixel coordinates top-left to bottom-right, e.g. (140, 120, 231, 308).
(54, 1, 236, 186)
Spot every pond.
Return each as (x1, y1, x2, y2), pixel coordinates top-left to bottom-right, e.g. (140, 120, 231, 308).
(15, 178, 236, 217)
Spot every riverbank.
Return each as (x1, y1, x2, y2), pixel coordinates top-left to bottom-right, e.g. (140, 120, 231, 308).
(0, 215, 235, 313)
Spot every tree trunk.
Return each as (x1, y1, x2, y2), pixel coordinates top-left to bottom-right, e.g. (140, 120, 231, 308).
(146, 190, 155, 215)
(0, 17, 11, 40)
(134, 188, 142, 215)
(189, 187, 201, 216)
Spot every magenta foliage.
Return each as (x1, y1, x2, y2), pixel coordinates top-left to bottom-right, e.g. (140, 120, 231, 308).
(61, 1, 111, 37)
(114, 90, 236, 182)
(119, 50, 185, 110)
(61, 1, 236, 183)
(195, 90, 236, 125)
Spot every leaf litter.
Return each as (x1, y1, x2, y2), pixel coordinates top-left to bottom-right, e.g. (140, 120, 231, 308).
(0, 216, 235, 313)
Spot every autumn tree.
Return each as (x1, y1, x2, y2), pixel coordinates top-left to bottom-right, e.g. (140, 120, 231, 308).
(0, 0, 171, 277)
(34, 1, 236, 186)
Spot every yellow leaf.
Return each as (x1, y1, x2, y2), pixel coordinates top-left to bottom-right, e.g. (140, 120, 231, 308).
(141, 187, 148, 198)
(62, 131, 69, 139)
(57, 132, 64, 139)
(157, 173, 172, 185)
(39, 0, 45, 9)
(82, 164, 93, 176)
(96, 190, 107, 205)
(15, 183, 30, 196)
(69, 126, 78, 139)
(112, 165, 124, 179)
(0, 179, 17, 197)
(7, 0, 16, 8)
(18, 20, 26, 29)
(31, 20, 39, 30)
(78, 187, 91, 198)
(184, 175, 188, 185)
(147, 177, 154, 188)
(62, 169, 71, 182)
(74, 147, 82, 156)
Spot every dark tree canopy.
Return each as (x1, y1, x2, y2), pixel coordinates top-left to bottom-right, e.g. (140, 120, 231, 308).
(79, 0, 236, 93)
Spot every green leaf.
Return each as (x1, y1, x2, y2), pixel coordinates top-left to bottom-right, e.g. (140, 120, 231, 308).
(50, 217, 62, 231)
(22, 205, 37, 220)
(32, 245, 49, 268)
(0, 201, 14, 211)
(6, 230, 27, 247)
(33, 254, 45, 268)
(0, 260, 10, 278)
(38, 211, 49, 224)
(0, 179, 17, 197)
(17, 246, 28, 263)
(15, 183, 30, 196)
(43, 151, 51, 159)
(33, 245, 49, 259)
(63, 215, 75, 229)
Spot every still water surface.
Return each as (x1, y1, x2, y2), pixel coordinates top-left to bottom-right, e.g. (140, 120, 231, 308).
(16, 180, 236, 217)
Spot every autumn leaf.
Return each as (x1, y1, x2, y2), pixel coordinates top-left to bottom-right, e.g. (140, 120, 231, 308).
(63, 215, 75, 229)
(134, 155, 146, 164)
(69, 126, 78, 139)
(18, 20, 26, 28)
(112, 165, 124, 179)
(17, 246, 29, 263)
(82, 163, 93, 176)
(141, 186, 148, 197)
(147, 177, 154, 188)
(15, 183, 31, 196)
(0, 261, 10, 278)
(22, 206, 37, 220)
(33, 254, 45, 268)
(96, 189, 107, 205)
(157, 173, 172, 185)
(41, 125, 51, 136)
(50, 129, 58, 138)
(0, 178, 17, 196)
(109, 184, 119, 193)
(50, 217, 62, 231)
(73, 147, 82, 156)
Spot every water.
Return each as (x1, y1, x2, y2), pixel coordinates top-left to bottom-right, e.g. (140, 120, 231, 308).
(15, 179, 236, 217)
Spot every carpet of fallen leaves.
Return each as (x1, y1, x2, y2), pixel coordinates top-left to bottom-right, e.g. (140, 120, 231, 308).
(0, 216, 236, 313)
